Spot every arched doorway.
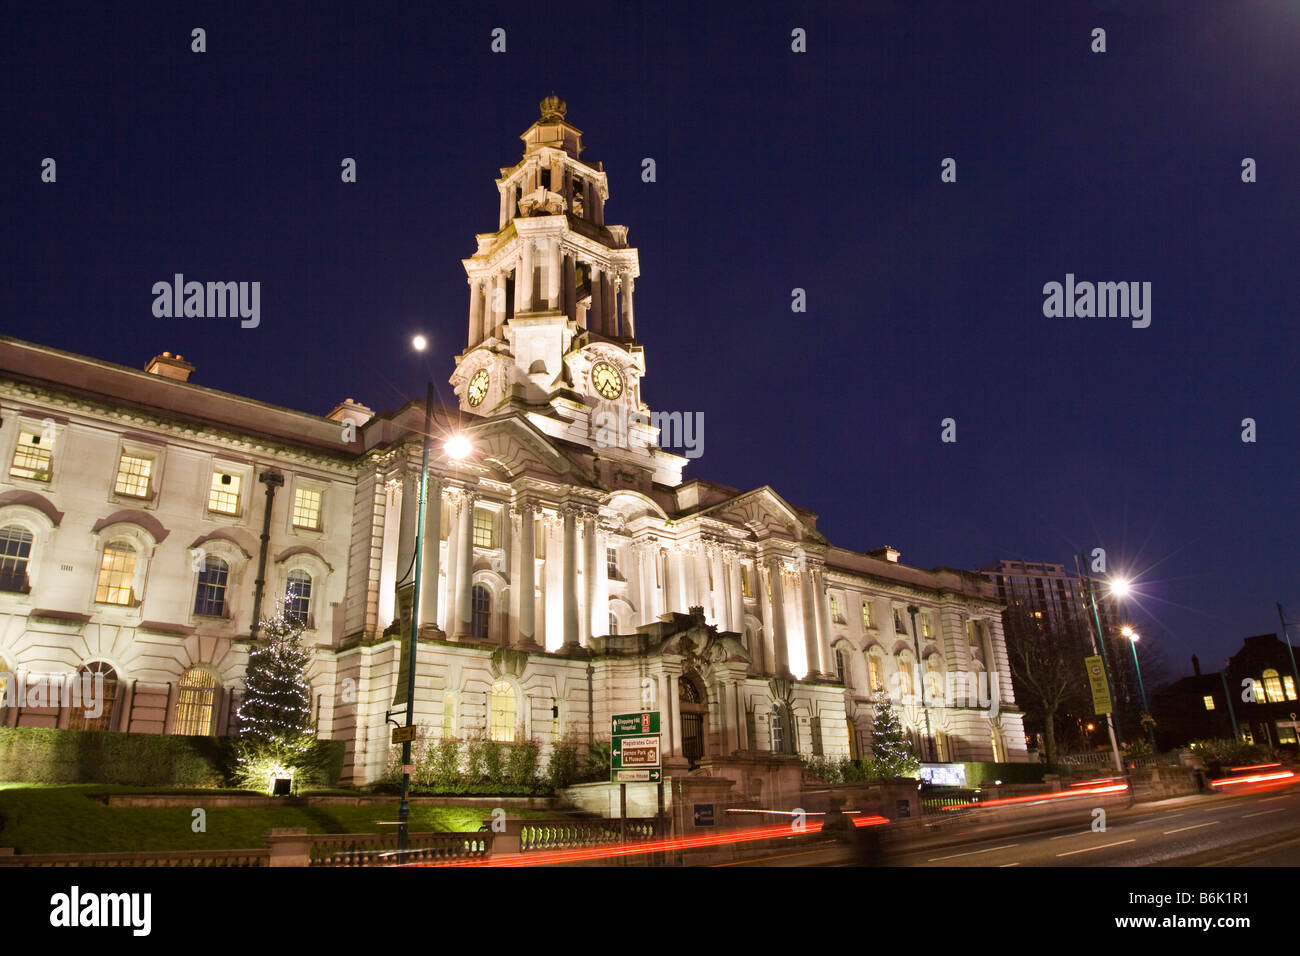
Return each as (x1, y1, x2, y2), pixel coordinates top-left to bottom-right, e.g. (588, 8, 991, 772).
(679, 674, 708, 769)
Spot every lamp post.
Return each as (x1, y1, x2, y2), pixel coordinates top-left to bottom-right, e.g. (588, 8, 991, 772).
(1076, 555, 1125, 773)
(1121, 626, 1157, 750)
(906, 604, 934, 762)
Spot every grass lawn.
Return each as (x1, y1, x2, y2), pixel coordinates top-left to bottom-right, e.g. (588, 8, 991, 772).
(0, 784, 553, 855)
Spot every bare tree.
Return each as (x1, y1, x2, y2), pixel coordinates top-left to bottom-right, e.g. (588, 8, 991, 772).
(1003, 605, 1092, 765)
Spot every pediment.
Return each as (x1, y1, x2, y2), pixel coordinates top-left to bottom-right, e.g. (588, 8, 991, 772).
(703, 486, 826, 545)
(464, 415, 577, 480)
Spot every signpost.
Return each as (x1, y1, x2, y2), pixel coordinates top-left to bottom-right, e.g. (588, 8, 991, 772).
(391, 725, 417, 744)
(611, 711, 662, 783)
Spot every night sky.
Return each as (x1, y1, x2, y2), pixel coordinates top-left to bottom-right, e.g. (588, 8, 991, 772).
(3, 1, 1297, 679)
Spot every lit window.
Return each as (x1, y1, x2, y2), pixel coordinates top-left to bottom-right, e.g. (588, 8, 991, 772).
(1263, 669, 1285, 704)
(861, 600, 875, 629)
(489, 680, 516, 742)
(834, 650, 845, 684)
(1252, 679, 1266, 704)
(925, 661, 941, 701)
(1285, 676, 1297, 701)
(173, 668, 217, 735)
(607, 546, 619, 578)
(830, 594, 845, 624)
(208, 471, 242, 515)
(95, 542, 136, 605)
(741, 565, 752, 598)
(0, 525, 34, 593)
(286, 569, 312, 625)
(67, 662, 119, 731)
(473, 508, 495, 548)
(921, 614, 933, 639)
(194, 556, 229, 617)
(1278, 723, 1298, 745)
(868, 654, 884, 692)
(1241, 727, 1255, 745)
(1203, 695, 1215, 711)
(10, 430, 53, 481)
(114, 453, 153, 498)
(292, 487, 322, 530)
(471, 584, 490, 639)
(897, 657, 916, 699)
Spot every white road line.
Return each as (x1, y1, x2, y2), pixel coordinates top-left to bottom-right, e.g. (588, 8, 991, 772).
(999, 862, 1021, 867)
(1049, 831, 1092, 840)
(1056, 839, 1136, 857)
(1242, 809, 1286, 819)
(1164, 821, 1220, 834)
(927, 843, 1019, 862)
(1259, 795, 1295, 803)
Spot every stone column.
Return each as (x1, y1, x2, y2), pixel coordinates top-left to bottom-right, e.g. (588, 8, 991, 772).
(799, 566, 821, 678)
(562, 507, 579, 648)
(492, 273, 507, 339)
(729, 552, 746, 636)
(671, 547, 689, 616)
(518, 240, 534, 314)
(595, 528, 611, 637)
(693, 545, 712, 620)
(582, 509, 598, 644)
(711, 546, 729, 630)
(814, 564, 836, 682)
(603, 269, 617, 335)
(454, 490, 477, 640)
(395, 471, 417, 591)
(468, 277, 484, 347)
(666, 665, 683, 759)
(419, 477, 442, 628)
(377, 480, 401, 630)
(590, 265, 605, 335)
(564, 254, 577, 324)
(658, 672, 674, 755)
(515, 500, 536, 646)
(443, 494, 459, 633)
(767, 559, 790, 677)
(499, 186, 509, 229)
(546, 238, 561, 310)
(621, 274, 635, 339)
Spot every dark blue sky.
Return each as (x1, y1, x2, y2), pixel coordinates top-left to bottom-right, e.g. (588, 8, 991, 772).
(4, 1, 1297, 678)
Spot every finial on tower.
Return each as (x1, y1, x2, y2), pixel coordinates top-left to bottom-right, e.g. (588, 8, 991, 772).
(539, 94, 567, 123)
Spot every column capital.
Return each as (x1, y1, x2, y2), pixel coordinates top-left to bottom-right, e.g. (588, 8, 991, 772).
(511, 496, 537, 518)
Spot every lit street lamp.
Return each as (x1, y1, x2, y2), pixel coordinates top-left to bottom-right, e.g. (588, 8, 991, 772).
(1121, 626, 1157, 750)
(1075, 555, 1126, 775)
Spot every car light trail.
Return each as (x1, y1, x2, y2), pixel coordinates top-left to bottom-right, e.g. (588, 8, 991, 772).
(1209, 770, 1294, 788)
(941, 782, 1128, 810)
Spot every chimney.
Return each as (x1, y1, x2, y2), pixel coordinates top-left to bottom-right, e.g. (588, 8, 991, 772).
(1192, 654, 1200, 676)
(145, 351, 195, 382)
(326, 397, 374, 428)
(868, 546, 901, 563)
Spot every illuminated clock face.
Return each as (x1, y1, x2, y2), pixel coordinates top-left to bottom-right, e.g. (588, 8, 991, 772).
(591, 361, 623, 400)
(467, 369, 489, 406)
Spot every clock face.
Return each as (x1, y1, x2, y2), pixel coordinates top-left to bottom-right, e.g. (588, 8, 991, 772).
(591, 361, 623, 400)
(467, 368, 490, 406)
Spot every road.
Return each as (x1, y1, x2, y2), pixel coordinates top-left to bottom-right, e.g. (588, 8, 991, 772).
(717, 779, 1300, 867)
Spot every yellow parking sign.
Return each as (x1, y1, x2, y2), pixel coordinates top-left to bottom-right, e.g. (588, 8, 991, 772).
(1085, 655, 1112, 715)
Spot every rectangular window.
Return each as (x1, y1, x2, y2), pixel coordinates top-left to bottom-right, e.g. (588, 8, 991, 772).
(1252, 679, 1265, 704)
(861, 600, 874, 629)
(921, 613, 933, 639)
(1278, 723, 1299, 745)
(114, 453, 153, 498)
(1285, 676, 1298, 701)
(830, 594, 845, 624)
(893, 607, 908, 636)
(292, 486, 323, 530)
(208, 471, 242, 515)
(741, 565, 752, 598)
(10, 430, 53, 481)
(473, 508, 495, 548)
(868, 656, 883, 692)
(606, 546, 618, 578)
(1203, 695, 1215, 711)
(95, 543, 136, 605)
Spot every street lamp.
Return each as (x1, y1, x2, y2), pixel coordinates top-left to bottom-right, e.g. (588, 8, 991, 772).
(397, 335, 469, 854)
(906, 604, 934, 762)
(1121, 626, 1157, 750)
(1075, 555, 1126, 774)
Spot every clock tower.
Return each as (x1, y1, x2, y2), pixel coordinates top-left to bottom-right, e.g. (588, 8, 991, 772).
(451, 97, 681, 484)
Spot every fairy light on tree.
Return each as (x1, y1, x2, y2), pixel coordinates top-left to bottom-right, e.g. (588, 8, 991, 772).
(235, 605, 316, 793)
(869, 690, 920, 778)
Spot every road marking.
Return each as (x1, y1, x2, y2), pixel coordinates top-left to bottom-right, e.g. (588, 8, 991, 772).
(1164, 821, 1219, 834)
(999, 862, 1021, 867)
(1259, 795, 1295, 803)
(927, 843, 1019, 862)
(1056, 839, 1135, 857)
(1242, 809, 1285, 819)
(1049, 831, 1092, 840)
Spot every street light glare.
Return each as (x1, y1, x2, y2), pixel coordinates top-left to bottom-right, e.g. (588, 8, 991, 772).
(1109, 577, 1131, 598)
(444, 434, 471, 460)
(1121, 625, 1134, 637)
(412, 334, 428, 351)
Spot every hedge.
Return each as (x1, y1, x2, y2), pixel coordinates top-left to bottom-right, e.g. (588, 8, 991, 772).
(958, 761, 1049, 786)
(0, 727, 345, 788)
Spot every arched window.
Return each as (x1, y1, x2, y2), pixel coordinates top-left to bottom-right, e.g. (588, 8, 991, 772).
(95, 542, 137, 605)
(67, 661, 119, 731)
(0, 525, 33, 593)
(867, 652, 884, 693)
(173, 668, 217, 735)
(471, 584, 491, 639)
(897, 656, 917, 701)
(1262, 669, 1285, 704)
(925, 657, 942, 703)
(834, 649, 846, 685)
(194, 555, 230, 617)
(489, 679, 517, 742)
(285, 570, 312, 625)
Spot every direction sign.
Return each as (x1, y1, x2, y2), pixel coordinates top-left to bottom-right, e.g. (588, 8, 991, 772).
(391, 725, 417, 744)
(611, 711, 661, 783)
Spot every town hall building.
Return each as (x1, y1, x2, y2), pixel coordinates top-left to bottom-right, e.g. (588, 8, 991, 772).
(0, 98, 1026, 788)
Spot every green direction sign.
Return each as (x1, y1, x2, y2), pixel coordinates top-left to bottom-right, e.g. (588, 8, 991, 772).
(611, 711, 661, 783)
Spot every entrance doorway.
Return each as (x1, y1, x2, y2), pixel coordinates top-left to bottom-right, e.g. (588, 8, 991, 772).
(679, 675, 707, 769)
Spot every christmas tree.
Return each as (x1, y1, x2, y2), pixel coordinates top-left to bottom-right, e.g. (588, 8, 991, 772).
(868, 691, 920, 778)
(234, 606, 317, 791)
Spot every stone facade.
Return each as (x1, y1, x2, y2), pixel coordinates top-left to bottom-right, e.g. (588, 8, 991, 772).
(0, 98, 1027, 785)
